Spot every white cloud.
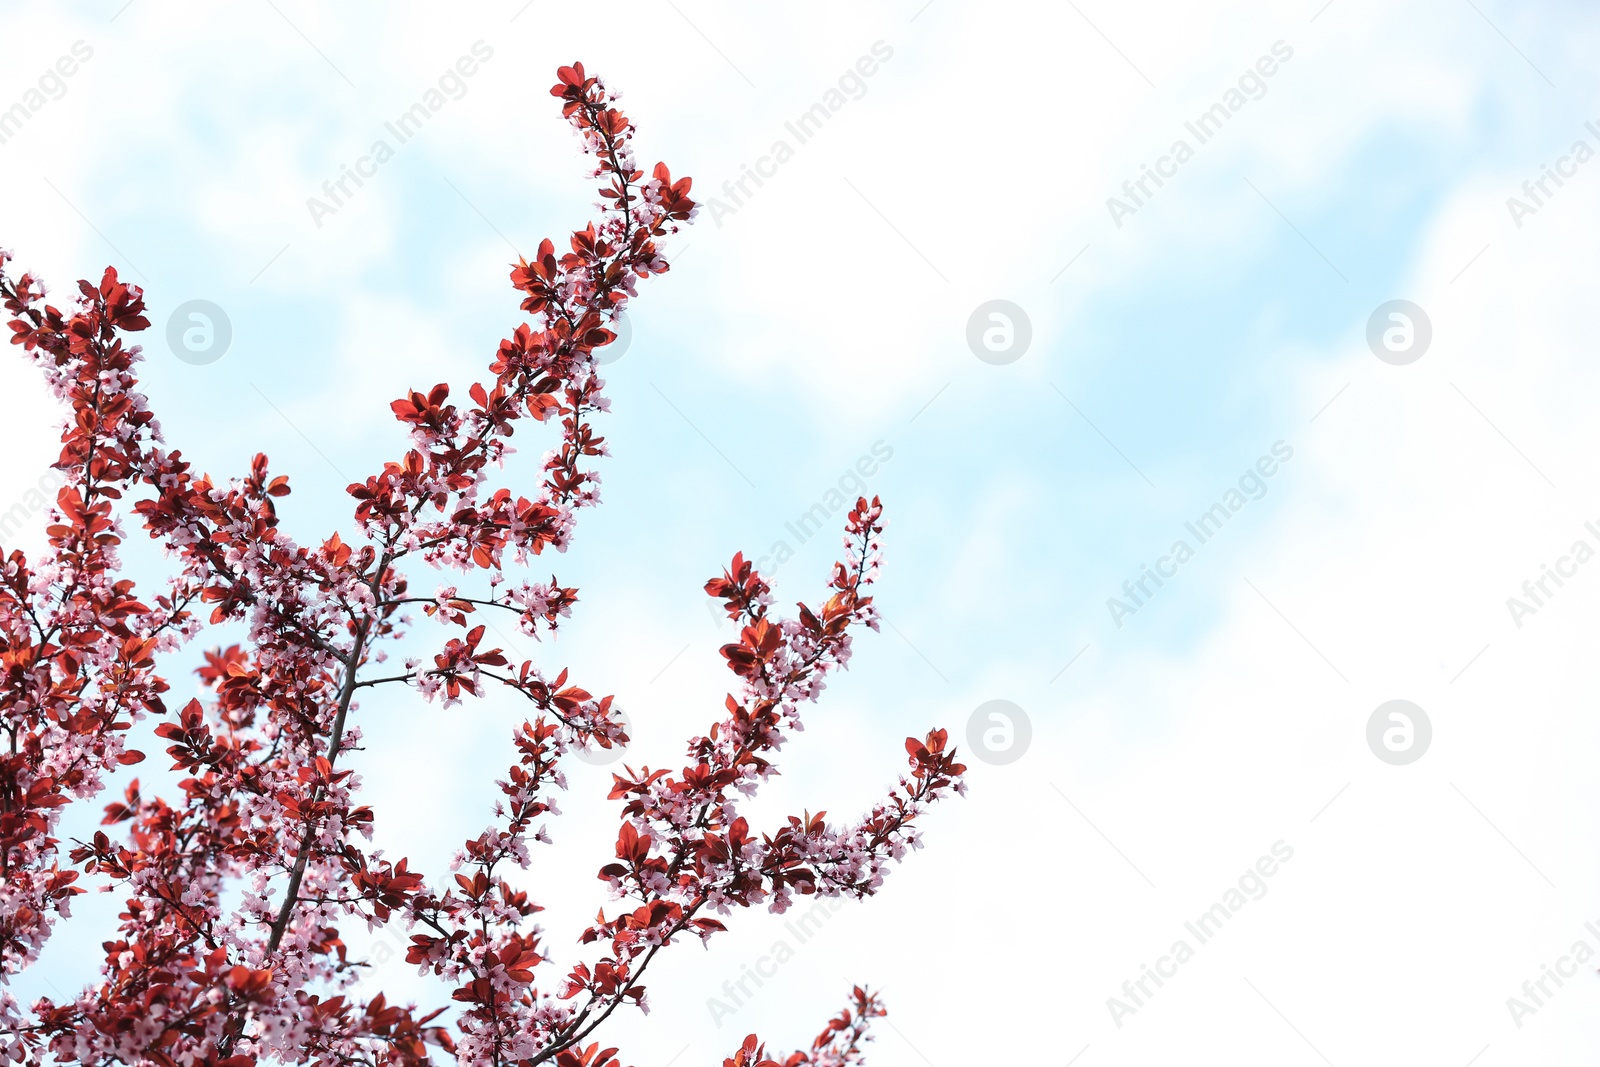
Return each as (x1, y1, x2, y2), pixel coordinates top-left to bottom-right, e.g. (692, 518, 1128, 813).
(3, 1, 1599, 1063)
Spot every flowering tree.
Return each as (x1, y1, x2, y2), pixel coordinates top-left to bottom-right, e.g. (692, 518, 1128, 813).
(0, 62, 965, 1067)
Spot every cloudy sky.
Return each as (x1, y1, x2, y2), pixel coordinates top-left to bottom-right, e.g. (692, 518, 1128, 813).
(3, 1, 1599, 1063)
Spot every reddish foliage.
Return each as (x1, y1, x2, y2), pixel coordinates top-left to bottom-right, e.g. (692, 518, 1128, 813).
(0, 62, 963, 1067)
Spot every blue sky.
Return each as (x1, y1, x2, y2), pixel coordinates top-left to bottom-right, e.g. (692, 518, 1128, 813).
(4, 2, 1600, 1063)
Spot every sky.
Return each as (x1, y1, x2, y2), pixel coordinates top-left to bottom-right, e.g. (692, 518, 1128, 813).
(2, 1, 1599, 1064)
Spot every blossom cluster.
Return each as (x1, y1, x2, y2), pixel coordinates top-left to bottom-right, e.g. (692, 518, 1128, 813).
(0, 62, 961, 1067)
